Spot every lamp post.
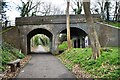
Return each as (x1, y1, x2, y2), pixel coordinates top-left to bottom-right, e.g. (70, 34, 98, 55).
(66, 0, 71, 49)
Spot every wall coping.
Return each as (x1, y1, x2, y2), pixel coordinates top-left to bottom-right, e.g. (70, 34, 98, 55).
(97, 22, 120, 30)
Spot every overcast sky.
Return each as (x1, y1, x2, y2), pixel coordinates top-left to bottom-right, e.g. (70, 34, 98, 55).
(5, 0, 66, 21)
(4, 0, 116, 22)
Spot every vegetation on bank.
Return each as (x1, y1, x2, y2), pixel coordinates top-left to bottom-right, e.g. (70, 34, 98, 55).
(57, 47, 119, 78)
(0, 26, 15, 34)
(58, 40, 73, 51)
(58, 41, 68, 51)
(0, 42, 25, 71)
(105, 21, 120, 28)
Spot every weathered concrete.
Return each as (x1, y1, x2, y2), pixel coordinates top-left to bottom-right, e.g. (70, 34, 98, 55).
(17, 54, 76, 78)
(2, 15, 119, 54)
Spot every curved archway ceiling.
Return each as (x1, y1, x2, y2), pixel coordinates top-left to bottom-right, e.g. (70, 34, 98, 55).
(27, 28, 53, 39)
(60, 27, 87, 37)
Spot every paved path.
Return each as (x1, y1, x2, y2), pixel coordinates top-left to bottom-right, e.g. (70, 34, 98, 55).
(17, 53, 76, 78)
(31, 45, 47, 52)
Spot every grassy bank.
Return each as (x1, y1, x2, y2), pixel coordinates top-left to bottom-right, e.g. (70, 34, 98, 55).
(0, 42, 25, 71)
(57, 47, 120, 78)
(105, 22, 120, 28)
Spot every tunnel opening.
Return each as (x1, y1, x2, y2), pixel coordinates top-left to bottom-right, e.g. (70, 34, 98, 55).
(59, 27, 89, 49)
(27, 28, 53, 54)
(30, 34, 50, 53)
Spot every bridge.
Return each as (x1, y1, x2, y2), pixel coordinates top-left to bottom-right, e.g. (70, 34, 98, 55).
(2, 15, 119, 54)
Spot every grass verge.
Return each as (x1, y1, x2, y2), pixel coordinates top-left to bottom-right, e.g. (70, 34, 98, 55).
(57, 47, 120, 78)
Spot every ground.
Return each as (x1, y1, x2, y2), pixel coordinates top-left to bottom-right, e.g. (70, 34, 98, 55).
(31, 45, 48, 52)
(17, 53, 76, 78)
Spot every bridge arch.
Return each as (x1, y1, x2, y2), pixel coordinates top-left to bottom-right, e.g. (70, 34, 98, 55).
(58, 27, 89, 48)
(27, 28, 53, 53)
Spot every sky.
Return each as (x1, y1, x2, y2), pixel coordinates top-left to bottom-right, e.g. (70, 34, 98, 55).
(4, 0, 116, 24)
(5, 0, 66, 22)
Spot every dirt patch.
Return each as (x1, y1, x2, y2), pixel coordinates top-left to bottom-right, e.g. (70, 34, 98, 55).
(72, 64, 91, 78)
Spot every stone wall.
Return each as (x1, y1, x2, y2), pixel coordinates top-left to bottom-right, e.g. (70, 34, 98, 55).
(2, 15, 119, 55)
(2, 27, 20, 49)
(98, 23, 119, 47)
(2, 23, 119, 55)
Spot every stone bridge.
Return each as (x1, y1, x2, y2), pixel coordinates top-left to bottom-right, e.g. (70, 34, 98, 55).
(2, 15, 119, 54)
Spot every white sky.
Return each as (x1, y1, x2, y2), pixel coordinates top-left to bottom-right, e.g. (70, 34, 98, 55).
(5, 0, 66, 21)
(5, 0, 116, 22)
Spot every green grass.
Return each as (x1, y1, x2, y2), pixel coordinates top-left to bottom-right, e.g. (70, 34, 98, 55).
(58, 41, 73, 51)
(106, 22, 120, 28)
(0, 42, 25, 71)
(58, 41, 68, 51)
(57, 47, 119, 78)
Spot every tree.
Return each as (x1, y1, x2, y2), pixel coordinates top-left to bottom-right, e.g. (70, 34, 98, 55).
(17, 0, 42, 17)
(71, 0, 82, 14)
(83, 0, 101, 59)
(104, 0, 111, 21)
(31, 34, 50, 47)
(17, 0, 64, 17)
(113, 1, 119, 21)
(92, 0, 111, 21)
(0, 1, 7, 20)
(0, 1, 11, 28)
(66, 0, 71, 49)
(39, 2, 64, 16)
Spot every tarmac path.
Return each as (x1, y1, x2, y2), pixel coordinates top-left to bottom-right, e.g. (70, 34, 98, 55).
(17, 45, 76, 78)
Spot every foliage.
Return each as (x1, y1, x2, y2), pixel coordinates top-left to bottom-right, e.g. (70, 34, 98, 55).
(58, 40, 73, 51)
(33, 35, 41, 46)
(0, 42, 25, 71)
(31, 34, 50, 47)
(58, 47, 119, 78)
(58, 41, 68, 51)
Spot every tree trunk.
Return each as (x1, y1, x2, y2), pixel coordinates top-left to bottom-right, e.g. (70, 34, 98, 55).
(117, 3, 120, 22)
(106, 2, 110, 21)
(83, 1, 101, 59)
(113, 2, 118, 21)
(66, 1, 71, 49)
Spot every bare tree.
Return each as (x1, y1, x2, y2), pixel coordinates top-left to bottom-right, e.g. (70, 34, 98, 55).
(83, 0, 101, 59)
(91, 0, 111, 21)
(39, 2, 64, 16)
(98, 0, 106, 20)
(16, 0, 64, 17)
(17, 0, 42, 17)
(71, 0, 82, 14)
(113, 0, 120, 21)
(104, 0, 111, 21)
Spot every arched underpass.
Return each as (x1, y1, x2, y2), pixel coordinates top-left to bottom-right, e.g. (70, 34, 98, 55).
(59, 27, 89, 48)
(27, 28, 53, 54)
